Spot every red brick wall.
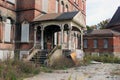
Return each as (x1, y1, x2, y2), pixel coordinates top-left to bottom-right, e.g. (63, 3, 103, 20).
(48, 0, 56, 13)
(17, 11, 35, 22)
(0, 0, 16, 50)
(0, 0, 15, 10)
(68, 0, 86, 14)
(84, 37, 114, 54)
(17, 0, 35, 10)
(113, 36, 120, 52)
(15, 0, 86, 50)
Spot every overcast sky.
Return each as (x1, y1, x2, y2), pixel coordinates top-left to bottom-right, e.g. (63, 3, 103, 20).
(86, 0, 120, 26)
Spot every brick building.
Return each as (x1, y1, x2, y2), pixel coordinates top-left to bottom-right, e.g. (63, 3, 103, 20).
(84, 7, 120, 57)
(0, 0, 86, 61)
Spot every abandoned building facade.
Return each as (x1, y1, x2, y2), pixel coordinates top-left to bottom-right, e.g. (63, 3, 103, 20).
(84, 7, 120, 57)
(0, 0, 86, 62)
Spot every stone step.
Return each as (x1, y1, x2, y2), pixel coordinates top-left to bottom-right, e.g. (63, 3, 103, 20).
(30, 50, 49, 64)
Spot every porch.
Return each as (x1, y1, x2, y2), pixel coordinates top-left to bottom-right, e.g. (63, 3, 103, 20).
(25, 11, 86, 64)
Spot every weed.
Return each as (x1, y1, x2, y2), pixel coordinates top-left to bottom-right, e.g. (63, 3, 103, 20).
(40, 66, 53, 73)
(84, 54, 120, 64)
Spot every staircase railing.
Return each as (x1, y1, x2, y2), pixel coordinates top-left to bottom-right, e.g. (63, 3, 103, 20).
(24, 49, 40, 61)
(47, 45, 59, 58)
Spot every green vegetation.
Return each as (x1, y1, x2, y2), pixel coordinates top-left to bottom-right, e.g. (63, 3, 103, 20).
(1, 53, 120, 80)
(84, 54, 120, 64)
(40, 66, 53, 73)
(0, 60, 40, 80)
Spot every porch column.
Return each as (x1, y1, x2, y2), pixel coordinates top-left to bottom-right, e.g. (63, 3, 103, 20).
(75, 32, 78, 49)
(60, 24, 64, 49)
(68, 26, 72, 50)
(41, 26, 44, 49)
(34, 26, 37, 47)
(81, 29, 83, 50)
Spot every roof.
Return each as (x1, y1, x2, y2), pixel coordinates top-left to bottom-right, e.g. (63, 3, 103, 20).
(106, 7, 120, 28)
(85, 29, 120, 36)
(33, 11, 79, 22)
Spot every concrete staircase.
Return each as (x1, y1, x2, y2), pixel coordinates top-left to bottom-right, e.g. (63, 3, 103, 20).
(30, 50, 49, 64)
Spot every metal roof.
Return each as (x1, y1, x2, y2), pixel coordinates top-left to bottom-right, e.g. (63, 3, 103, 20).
(106, 7, 120, 28)
(85, 29, 120, 36)
(33, 11, 79, 22)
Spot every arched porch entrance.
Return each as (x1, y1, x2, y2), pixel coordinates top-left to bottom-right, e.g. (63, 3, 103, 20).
(44, 25, 61, 50)
(35, 23, 83, 51)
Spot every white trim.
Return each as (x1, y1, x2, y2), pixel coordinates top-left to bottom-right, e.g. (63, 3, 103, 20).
(0, 50, 14, 61)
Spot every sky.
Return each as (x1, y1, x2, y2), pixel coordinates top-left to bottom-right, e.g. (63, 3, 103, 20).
(86, 0, 120, 26)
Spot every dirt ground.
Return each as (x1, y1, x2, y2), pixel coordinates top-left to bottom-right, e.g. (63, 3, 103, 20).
(24, 63, 120, 80)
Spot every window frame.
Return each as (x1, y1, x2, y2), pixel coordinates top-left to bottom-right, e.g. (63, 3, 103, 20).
(93, 39, 98, 48)
(103, 38, 108, 48)
(83, 39, 88, 48)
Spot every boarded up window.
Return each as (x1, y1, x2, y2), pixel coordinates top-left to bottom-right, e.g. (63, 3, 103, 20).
(4, 19, 11, 42)
(42, 0, 48, 12)
(55, 0, 59, 13)
(0, 22, 2, 41)
(21, 22, 29, 42)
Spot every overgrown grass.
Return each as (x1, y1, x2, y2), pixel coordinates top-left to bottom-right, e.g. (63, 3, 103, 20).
(40, 66, 53, 73)
(84, 54, 120, 64)
(0, 59, 40, 80)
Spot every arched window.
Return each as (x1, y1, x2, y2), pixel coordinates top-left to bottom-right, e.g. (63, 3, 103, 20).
(65, 5, 69, 12)
(61, 1, 64, 12)
(4, 18, 11, 42)
(21, 21, 29, 42)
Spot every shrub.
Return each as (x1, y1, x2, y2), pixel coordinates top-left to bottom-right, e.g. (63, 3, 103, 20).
(84, 54, 120, 64)
(0, 60, 40, 80)
(40, 66, 53, 73)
